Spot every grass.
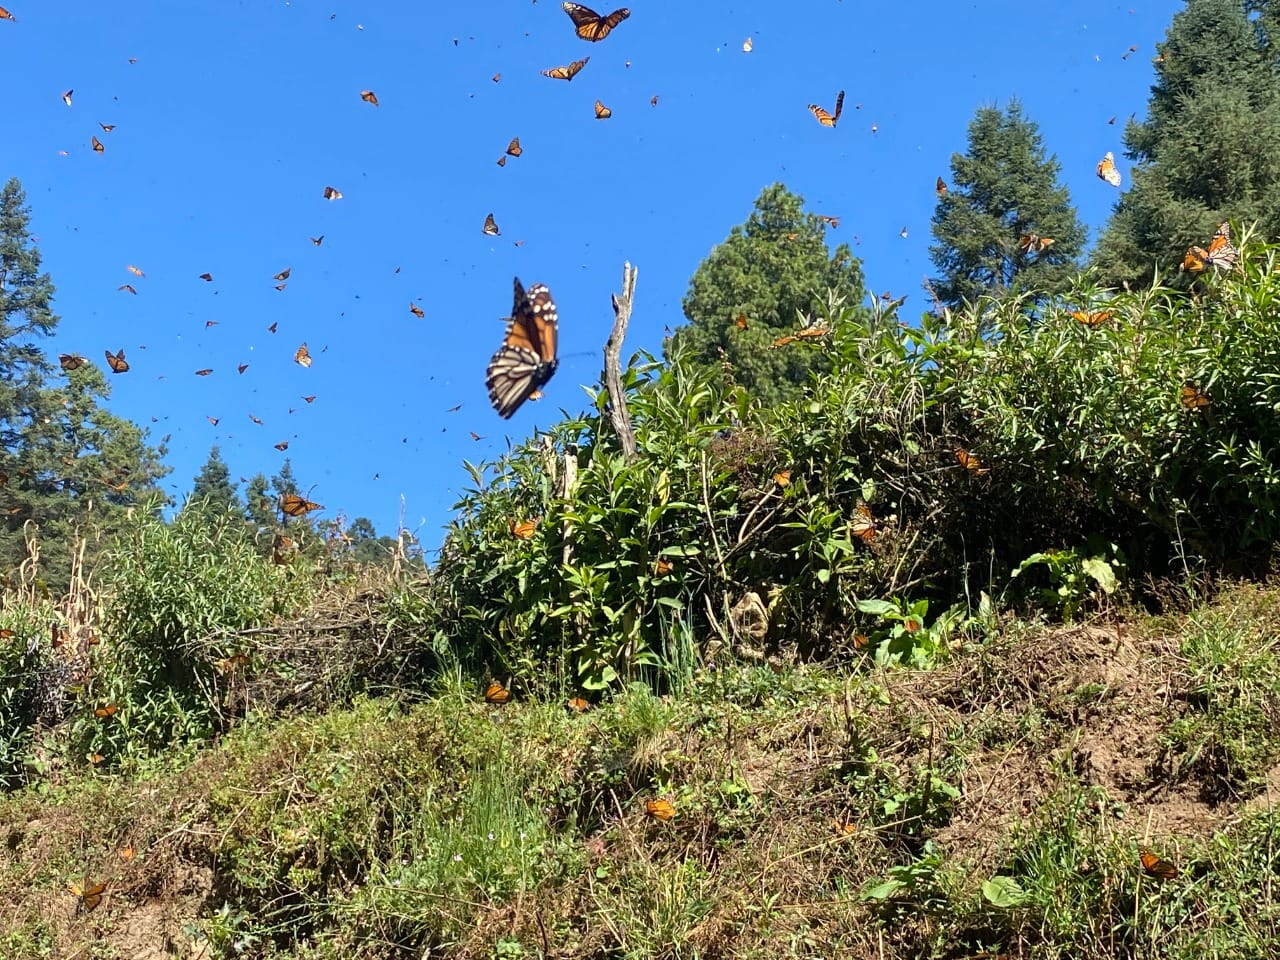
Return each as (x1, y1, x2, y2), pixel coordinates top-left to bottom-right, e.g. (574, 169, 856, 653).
(4, 581, 1280, 958)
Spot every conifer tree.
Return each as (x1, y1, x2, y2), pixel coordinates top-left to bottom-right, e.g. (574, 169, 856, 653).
(668, 183, 870, 407)
(1094, 0, 1280, 284)
(929, 99, 1086, 309)
(185, 446, 240, 517)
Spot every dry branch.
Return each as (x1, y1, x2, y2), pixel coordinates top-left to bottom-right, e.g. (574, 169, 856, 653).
(604, 262, 639, 461)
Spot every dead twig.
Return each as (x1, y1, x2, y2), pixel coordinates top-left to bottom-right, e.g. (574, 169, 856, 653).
(604, 262, 639, 461)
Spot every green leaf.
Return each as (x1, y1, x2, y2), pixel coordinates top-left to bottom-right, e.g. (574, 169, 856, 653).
(981, 876, 1028, 908)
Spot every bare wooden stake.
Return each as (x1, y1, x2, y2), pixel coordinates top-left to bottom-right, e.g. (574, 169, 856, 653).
(604, 262, 639, 461)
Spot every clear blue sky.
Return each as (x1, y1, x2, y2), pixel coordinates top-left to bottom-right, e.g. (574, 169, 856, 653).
(0, 1, 1185, 557)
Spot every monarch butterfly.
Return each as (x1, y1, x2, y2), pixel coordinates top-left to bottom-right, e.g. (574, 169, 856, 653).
(118, 283, 137, 295)
(0, 7, 14, 21)
(1181, 381, 1211, 411)
(773, 469, 792, 488)
(833, 819, 856, 836)
(492, 73, 501, 82)
(566, 696, 591, 713)
(650, 94, 659, 107)
(850, 502, 877, 544)
(118, 845, 136, 861)
(655, 557, 675, 576)
(216, 653, 249, 672)
(59, 354, 87, 372)
(818, 215, 839, 228)
(323, 185, 342, 200)
(935, 176, 947, 197)
(69, 880, 107, 915)
(734, 313, 748, 330)
(646, 798, 676, 821)
(541, 56, 589, 80)
(271, 532, 295, 563)
(360, 89, 378, 106)
(237, 362, 248, 373)
(505, 136, 522, 157)
(808, 90, 844, 127)
(294, 343, 312, 367)
(127, 264, 144, 277)
(743, 37, 753, 52)
(486, 277, 559, 419)
(274, 266, 291, 281)
(484, 679, 512, 704)
(483, 212, 501, 236)
(594, 99, 612, 119)
(561, 2, 630, 41)
(310, 235, 324, 246)
(302, 394, 316, 403)
(199, 272, 213, 281)
(280, 493, 322, 517)
(195, 368, 213, 376)
(1097, 151, 1121, 186)
(91, 135, 104, 153)
(62, 89, 74, 106)
(1019, 233, 1054, 254)
(1181, 221, 1237, 273)
(409, 302, 424, 318)
(955, 447, 990, 476)
(105, 348, 129, 374)
(274, 440, 288, 451)
(1139, 846, 1179, 880)
(1070, 309, 1113, 327)
(509, 518, 538, 539)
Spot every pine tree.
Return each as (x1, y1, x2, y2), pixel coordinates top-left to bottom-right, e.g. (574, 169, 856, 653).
(1094, 0, 1280, 284)
(667, 183, 870, 407)
(929, 99, 1087, 309)
(185, 446, 240, 516)
(0, 178, 168, 586)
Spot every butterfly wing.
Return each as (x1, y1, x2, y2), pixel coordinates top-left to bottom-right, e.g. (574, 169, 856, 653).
(1205, 221, 1238, 270)
(486, 278, 559, 419)
(562, 2, 630, 41)
(832, 90, 845, 125)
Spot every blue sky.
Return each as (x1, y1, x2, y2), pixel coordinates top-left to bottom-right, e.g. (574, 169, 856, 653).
(0, 1, 1185, 556)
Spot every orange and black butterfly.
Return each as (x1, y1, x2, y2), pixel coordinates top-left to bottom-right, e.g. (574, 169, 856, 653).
(1181, 381, 1211, 411)
(955, 447, 990, 476)
(409, 302, 425, 318)
(1097, 151, 1121, 186)
(1070, 308, 1113, 327)
(808, 90, 844, 127)
(91, 135, 104, 153)
(594, 99, 612, 119)
(199, 272, 213, 281)
(561, 2, 630, 41)
(509, 518, 538, 539)
(484, 679, 512, 704)
(0, 7, 14, 21)
(850, 502, 877, 544)
(655, 557, 674, 576)
(541, 56, 589, 81)
(566, 696, 591, 713)
(818, 215, 839, 228)
(505, 136, 522, 158)
(94, 704, 118, 718)
(105, 348, 129, 374)
(274, 266, 291, 281)
(118, 283, 136, 294)
(486, 277, 559, 419)
(360, 89, 379, 106)
(294, 343, 312, 367)
(646, 798, 676, 821)
(323, 185, 342, 200)
(1181, 221, 1237, 273)
(1139, 846, 1179, 880)
(69, 880, 106, 915)
(1019, 233, 1054, 254)
(59, 354, 87, 372)
(271, 532, 295, 563)
(280, 493, 322, 517)
(935, 176, 948, 197)
(483, 212, 501, 236)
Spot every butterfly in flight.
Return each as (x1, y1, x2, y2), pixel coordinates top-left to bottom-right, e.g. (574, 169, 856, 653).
(1097, 151, 1121, 186)
(199, 272, 213, 281)
(105, 348, 129, 374)
(1139, 846, 1179, 880)
(935, 176, 948, 197)
(360, 89, 379, 106)
(280, 493, 322, 517)
(483, 213, 501, 236)
(92, 136, 104, 153)
(594, 99, 612, 119)
(409, 302, 425, 318)
(541, 56, 589, 81)
(1019, 234, 1054, 254)
(486, 277, 559, 419)
(505, 136, 522, 158)
(808, 90, 844, 127)
(1070, 309, 1113, 327)
(484, 679, 512, 704)
(274, 266, 291, 281)
(59, 354, 87, 372)
(294, 343, 312, 367)
(323, 185, 342, 200)
(62, 89, 74, 106)
(561, 2, 630, 41)
(0, 7, 15, 21)
(1181, 221, 1237, 273)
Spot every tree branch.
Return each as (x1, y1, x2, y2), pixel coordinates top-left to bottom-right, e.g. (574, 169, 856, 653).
(604, 263, 639, 461)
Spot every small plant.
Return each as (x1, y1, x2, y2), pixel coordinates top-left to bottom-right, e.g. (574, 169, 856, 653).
(856, 597, 948, 667)
(1009, 541, 1122, 620)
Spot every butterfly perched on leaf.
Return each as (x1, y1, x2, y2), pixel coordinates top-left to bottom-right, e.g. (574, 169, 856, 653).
(323, 185, 342, 200)
(1181, 381, 1211, 411)
(69, 880, 106, 915)
(294, 343, 312, 367)
(655, 557, 675, 576)
(486, 277, 559, 419)
(594, 99, 612, 119)
(561, 2, 630, 41)
(509, 518, 538, 539)
(484, 679, 512, 704)
(808, 90, 844, 127)
(1097, 151, 1121, 186)
(850, 502, 877, 544)
(60, 354, 87, 372)
(1181, 221, 1237, 274)
(646, 798, 676, 821)
(1070, 308, 1113, 327)
(955, 447, 990, 476)
(1139, 846, 1179, 880)
(566, 696, 591, 713)
(280, 493, 322, 517)
(360, 89, 378, 106)
(773, 469, 792, 488)
(541, 56, 589, 81)
(1019, 233, 1054, 254)
(94, 703, 118, 718)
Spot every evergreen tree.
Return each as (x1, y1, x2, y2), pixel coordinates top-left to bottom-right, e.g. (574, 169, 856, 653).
(243, 473, 274, 532)
(0, 178, 168, 586)
(347, 516, 398, 566)
(1094, 0, 1280, 284)
(185, 445, 240, 516)
(667, 183, 871, 407)
(929, 99, 1087, 309)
